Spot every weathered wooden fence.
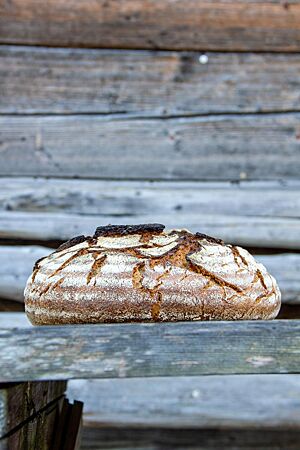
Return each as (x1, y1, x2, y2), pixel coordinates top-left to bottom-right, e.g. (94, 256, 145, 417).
(1, 1, 300, 448)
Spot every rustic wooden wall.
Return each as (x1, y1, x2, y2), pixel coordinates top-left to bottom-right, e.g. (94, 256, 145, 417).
(0, 0, 300, 317)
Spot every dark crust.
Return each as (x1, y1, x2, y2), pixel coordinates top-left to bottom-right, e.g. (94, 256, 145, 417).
(94, 223, 165, 237)
(56, 235, 88, 252)
(33, 255, 48, 271)
(195, 232, 225, 245)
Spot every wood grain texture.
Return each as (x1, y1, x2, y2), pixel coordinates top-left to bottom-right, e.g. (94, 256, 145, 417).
(2, 179, 300, 218)
(80, 427, 300, 450)
(0, 397, 62, 450)
(0, 246, 47, 302)
(1, 210, 300, 248)
(0, 245, 299, 304)
(2, 47, 300, 115)
(1, 179, 300, 247)
(1, 1, 300, 51)
(1, 113, 300, 180)
(67, 375, 300, 429)
(0, 381, 66, 437)
(0, 320, 299, 381)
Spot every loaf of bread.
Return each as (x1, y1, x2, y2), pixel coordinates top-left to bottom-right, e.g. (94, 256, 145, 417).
(24, 224, 281, 325)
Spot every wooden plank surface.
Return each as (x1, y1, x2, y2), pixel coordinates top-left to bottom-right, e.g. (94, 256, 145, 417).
(1, 210, 300, 248)
(0, 320, 299, 381)
(0, 246, 46, 302)
(0, 381, 66, 437)
(2, 179, 300, 218)
(81, 427, 300, 450)
(0, 245, 299, 304)
(2, 47, 300, 115)
(67, 375, 300, 429)
(1, 114, 299, 181)
(2, 1, 300, 51)
(0, 313, 31, 327)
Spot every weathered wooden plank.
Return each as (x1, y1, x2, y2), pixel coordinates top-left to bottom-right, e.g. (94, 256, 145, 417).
(0, 313, 30, 327)
(1, 114, 299, 180)
(0, 246, 299, 304)
(0, 381, 66, 437)
(1, 210, 300, 248)
(257, 254, 300, 304)
(81, 427, 300, 450)
(0, 321, 299, 381)
(1, 47, 300, 115)
(67, 375, 300, 429)
(0, 246, 47, 302)
(2, 1, 300, 52)
(2, 179, 300, 218)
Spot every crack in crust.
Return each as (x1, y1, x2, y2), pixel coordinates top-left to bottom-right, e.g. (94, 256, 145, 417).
(49, 248, 89, 278)
(87, 254, 107, 285)
(40, 277, 65, 296)
(94, 223, 165, 238)
(231, 246, 249, 268)
(151, 292, 163, 321)
(132, 262, 166, 321)
(186, 253, 244, 295)
(256, 268, 268, 291)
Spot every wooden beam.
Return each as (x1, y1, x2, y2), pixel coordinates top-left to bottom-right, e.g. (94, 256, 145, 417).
(67, 375, 300, 429)
(2, 179, 300, 218)
(1, 113, 300, 180)
(1, 1, 300, 51)
(2, 47, 300, 115)
(1, 179, 300, 248)
(0, 381, 66, 437)
(81, 427, 300, 450)
(0, 397, 63, 450)
(0, 320, 299, 381)
(1, 211, 300, 248)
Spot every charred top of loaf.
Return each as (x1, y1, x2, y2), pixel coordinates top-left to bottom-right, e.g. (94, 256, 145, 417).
(94, 223, 165, 237)
(56, 235, 88, 252)
(195, 232, 224, 245)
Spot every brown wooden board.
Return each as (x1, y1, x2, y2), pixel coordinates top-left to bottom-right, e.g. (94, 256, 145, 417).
(0, 321, 299, 381)
(1, 1, 300, 52)
(0, 381, 66, 437)
(1, 47, 300, 115)
(80, 427, 300, 450)
(0, 397, 62, 450)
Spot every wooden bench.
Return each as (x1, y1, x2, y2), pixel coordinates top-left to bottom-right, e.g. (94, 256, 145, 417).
(1, 313, 300, 449)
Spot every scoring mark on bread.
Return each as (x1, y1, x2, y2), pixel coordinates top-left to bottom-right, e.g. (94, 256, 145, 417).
(40, 277, 65, 296)
(49, 248, 89, 278)
(132, 262, 166, 321)
(87, 254, 107, 285)
(186, 253, 244, 295)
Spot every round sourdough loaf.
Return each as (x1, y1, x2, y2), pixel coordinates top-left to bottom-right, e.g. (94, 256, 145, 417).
(24, 224, 281, 324)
